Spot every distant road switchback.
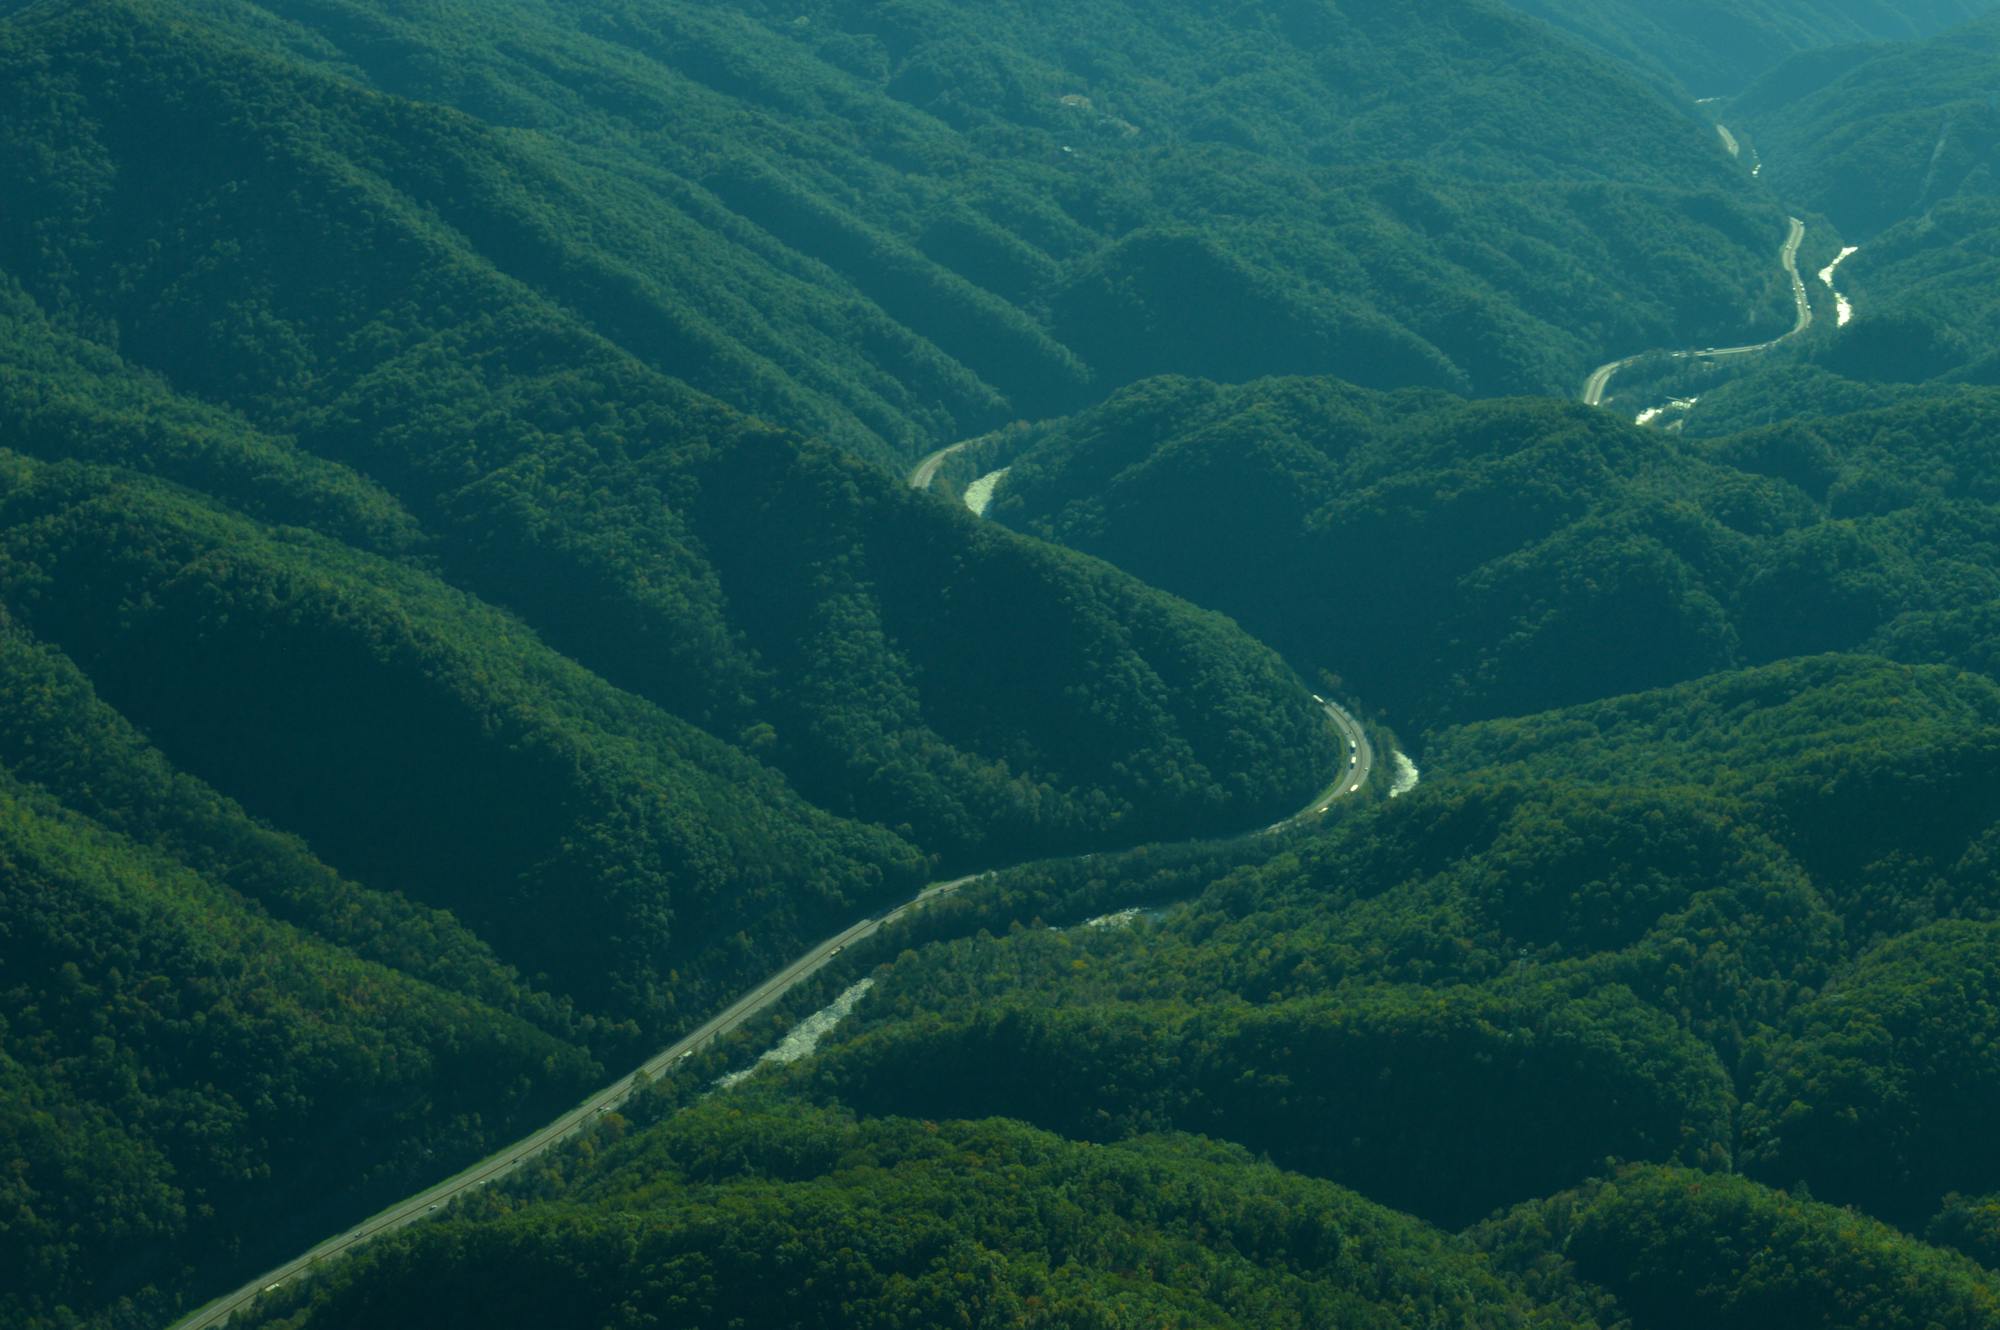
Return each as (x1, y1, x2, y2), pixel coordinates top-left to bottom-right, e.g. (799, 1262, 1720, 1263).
(1582, 216, 1809, 408)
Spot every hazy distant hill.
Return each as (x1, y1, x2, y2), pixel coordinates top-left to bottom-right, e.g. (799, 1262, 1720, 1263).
(1504, 0, 1996, 95)
(1738, 11, 2000, 235)
(1723, 16, 2000, 386)
(75, 0, 1800, 422)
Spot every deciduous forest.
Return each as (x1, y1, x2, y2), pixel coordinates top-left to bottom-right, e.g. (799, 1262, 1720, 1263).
(5, 1, 2000, 1328)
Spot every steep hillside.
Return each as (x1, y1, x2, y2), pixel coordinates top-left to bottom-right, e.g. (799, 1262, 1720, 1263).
(1741, 920, 2000, 1222)
(0, 446, 947, 1330)
(1478, 1166, 2000, 1330)
(7, 2, 2000, 1329)
(232, 1110, 1621, 1330)
(1724, 16, 2000, 386)
(0, 2, 1337, 869)
(0, 0, 1797, 427)
(204, 650, 2000, 1329)
(1432, 655, 2000, 940)
(0, 769, 603, 1330)
(990, 374, 2000, 728)
(1738, 14, 2000, 236)
(0, 454, 938, 1029)
(0, 4, 1401, 1326)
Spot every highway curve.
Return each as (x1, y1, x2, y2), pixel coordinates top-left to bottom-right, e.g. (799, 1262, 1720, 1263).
(1277, 697, 1373, 826)
(1582, 216, 1810, 407)
(167, 676, 1371, 1330)
(907, 437, 979, 491)
(910, 451, 1374, 821)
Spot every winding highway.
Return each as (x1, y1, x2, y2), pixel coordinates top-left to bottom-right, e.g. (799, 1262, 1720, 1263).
(166, 550, 1371, 1329)
(140, 82, 1812, 1330)
(1582, 216, 1810, 407)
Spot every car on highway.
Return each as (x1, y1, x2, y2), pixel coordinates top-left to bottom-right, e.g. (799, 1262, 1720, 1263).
(1348, 783, 1360, 793)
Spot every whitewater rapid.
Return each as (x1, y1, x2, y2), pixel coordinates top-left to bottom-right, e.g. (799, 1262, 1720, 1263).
(964, 468, 1009, 516)
(1388, 751, 1421, 798)
(1817, 246, 1858, 327)
(716, 978, 875, 1088)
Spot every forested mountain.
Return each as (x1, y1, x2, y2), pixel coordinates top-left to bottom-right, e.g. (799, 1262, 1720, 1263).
(0, 1, 1389, 1324)
(0, 0, 1343, 866)
(1479, 1166, 2000, 1329)
(1714, 15, 2000, 389)
(7, 0, 2000, 1328)
(1, 0, 1798, 434)
(989, 374, 2000, 726)
(1503, 0, 1996, 96)
(223, 647, 2000, 1329)
(232, 1109, 1627, 1330)
(1737, 12, 2000, 236)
